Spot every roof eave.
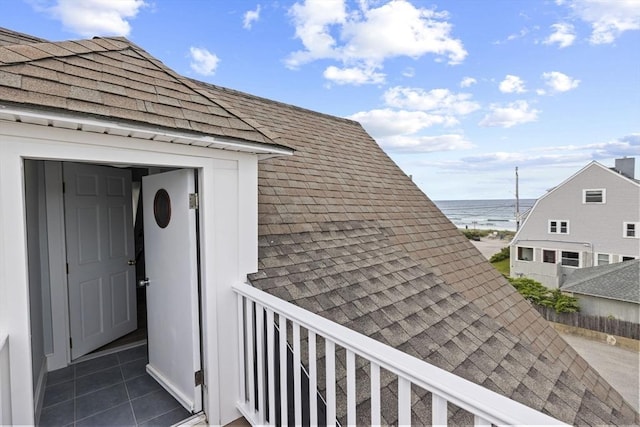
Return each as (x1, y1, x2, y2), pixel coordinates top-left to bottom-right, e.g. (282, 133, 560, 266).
(0, 104, 294, 157)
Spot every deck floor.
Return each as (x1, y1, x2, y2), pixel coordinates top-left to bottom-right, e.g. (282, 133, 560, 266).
(39, 344, 190, 426)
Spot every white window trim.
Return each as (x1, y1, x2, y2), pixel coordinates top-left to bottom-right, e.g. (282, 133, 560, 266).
(596, 253, 610, 266)
(541, 248, 557, 264)
(560, 250, 581, 268)
(517, 246, 534, 262)
(623, 222, 639, 238)
(548, 219, 570, 234)
(583, 188, 606, 204)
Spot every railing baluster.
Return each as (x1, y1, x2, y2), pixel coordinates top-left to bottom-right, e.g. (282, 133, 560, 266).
(266, 309, 276, 426)
(398, 377, 411, 426)
(370, 362, 380, 426)
(237, 294, 246, 404)
(347, 350, 356, 426)
(432, 394, 447, 426)
(326, 340, 336, 426)
(278, 315, 288, 427)
(474, 415, 491, 426)
(293, 323, 302, 426)
(245, 298, 255, 416)
(308, 331, 318, 426)
(256, 303, 265, 423)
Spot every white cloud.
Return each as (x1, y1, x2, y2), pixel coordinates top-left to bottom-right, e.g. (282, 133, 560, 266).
(383, 87, 480, 116)
(543, 22, 576, 48)
(564, 0, 640, 44)
(323, 65, 385, 85)
(286, 0, 467, 84)
(378, 134, 473, 153)
(46, 0, 146, 37)
(189, 47, 220, 76)
(243, 5, 261, 30)
(349, 108, 456, 137)
(541, 71, 580, 93)
(499, 75, 527, 93)
(479, 100, 539, 128)
(460, 77, 477, 88)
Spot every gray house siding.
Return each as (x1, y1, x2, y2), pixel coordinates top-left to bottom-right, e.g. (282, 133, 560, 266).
(567, 294, 640, 323)
(511, 161, 640, 288)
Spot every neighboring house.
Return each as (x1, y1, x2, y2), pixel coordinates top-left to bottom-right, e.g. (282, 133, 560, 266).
(0, 28, 638, 426)
(562, 259, 640, 323)
(511, 158, 640, 288)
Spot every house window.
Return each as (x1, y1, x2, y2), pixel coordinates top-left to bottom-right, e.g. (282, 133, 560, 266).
(517, 247, 534, 261)
(623, 222, 639, 238)
(561, 251, 580, 267)
(597, 253, 610, 265)
(549, 220, 569, 234)
(583, 189, 605, 203)
(542, 250, 556, 263)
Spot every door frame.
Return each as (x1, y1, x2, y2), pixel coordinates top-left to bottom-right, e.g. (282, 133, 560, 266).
(1, 119, 263, 425)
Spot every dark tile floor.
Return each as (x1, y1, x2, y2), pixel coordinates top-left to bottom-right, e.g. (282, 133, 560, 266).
(39, 345, 191, 426)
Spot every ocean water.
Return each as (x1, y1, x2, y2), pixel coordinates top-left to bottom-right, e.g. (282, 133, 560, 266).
(434, 199, 537, 232)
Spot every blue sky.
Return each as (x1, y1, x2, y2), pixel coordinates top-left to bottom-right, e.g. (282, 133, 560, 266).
(3, 0, 639, 200)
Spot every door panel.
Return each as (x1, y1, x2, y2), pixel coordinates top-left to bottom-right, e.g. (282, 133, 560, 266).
(142, 169, 202, 413)
(65, 163, 136, 359)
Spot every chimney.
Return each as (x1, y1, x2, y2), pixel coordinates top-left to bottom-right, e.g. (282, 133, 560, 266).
(615, 157, 635, 179)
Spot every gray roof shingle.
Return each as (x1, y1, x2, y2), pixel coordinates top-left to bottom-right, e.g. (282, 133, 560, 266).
(563, 259, 640, 303)
(1, 28, 637, 425)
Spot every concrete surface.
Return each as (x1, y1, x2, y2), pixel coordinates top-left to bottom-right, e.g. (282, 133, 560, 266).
(559, 331, 639, 411)
(470, 238, 510, 260)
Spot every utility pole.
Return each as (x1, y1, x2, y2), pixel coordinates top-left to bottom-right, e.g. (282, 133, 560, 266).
(515, 166, 520, 231)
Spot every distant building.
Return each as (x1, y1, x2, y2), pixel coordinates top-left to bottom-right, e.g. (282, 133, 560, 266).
(511, 158, 640, 288)
(562, 259, 639, 323)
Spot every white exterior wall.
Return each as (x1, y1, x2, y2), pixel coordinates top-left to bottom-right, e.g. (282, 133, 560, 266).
(0, 120, 261, 425)
(512, 162, 640, 287)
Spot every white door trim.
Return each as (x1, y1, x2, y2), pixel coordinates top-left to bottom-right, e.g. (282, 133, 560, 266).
(1, 120, 260, 425)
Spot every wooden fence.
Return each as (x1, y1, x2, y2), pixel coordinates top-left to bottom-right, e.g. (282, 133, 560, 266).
(534, 305, 640, 340)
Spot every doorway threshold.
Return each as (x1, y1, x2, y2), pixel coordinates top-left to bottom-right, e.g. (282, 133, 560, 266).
(72, 340, 147, 365)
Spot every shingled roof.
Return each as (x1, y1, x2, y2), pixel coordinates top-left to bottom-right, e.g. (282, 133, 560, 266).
(563, 259, 640, 303)
(1, 29, 637, 425)
(195, 82, 639, 425)
(0, 30, 278, 147)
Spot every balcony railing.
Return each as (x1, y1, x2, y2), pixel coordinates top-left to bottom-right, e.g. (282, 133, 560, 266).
(233, 282, 566, 426)
(0, 333, 11, 425)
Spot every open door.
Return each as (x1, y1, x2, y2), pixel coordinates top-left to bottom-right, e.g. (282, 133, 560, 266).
(64, 163, 137, 359)
(142, 169, 202, 413)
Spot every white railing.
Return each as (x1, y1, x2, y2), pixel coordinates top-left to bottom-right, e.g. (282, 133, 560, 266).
(0, 334, 11, 425)
(233, 283, 567, 426)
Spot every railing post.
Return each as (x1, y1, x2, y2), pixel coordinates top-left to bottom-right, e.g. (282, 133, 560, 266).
(432, 394, 447, 426)
(293, 323, 302, 425)
(266, 308, 276, 426)
(245, 298, 255, 416)
(346, 350, 356, 426)
(325, 340, 336, 426)
(370, 362, 380, 426)
(308, 331, 318, 426)
(398, 377, 410, 426)
(278, 315, 288, 427)
(237, 295, 246, 404)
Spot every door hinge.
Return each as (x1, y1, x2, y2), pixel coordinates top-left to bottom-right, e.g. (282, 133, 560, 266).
(69, 337, 73, 349)
(62, 181, 66, 194)
(189, 193, 199, 210)
(66, 263, 69, 275)
(195, 370, 204, 387)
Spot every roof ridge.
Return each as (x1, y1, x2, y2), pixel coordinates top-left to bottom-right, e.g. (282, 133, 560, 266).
(0, 36, 132, 65)
(192, 78, 363, 127)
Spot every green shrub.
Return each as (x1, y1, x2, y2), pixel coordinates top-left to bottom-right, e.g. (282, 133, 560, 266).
(507, 277, 579, 313)
(489, 247, 510, 263)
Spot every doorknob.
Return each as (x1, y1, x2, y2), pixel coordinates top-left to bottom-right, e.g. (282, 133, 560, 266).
(128, 259, 136, 266)
(138, 278, 150, 288)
